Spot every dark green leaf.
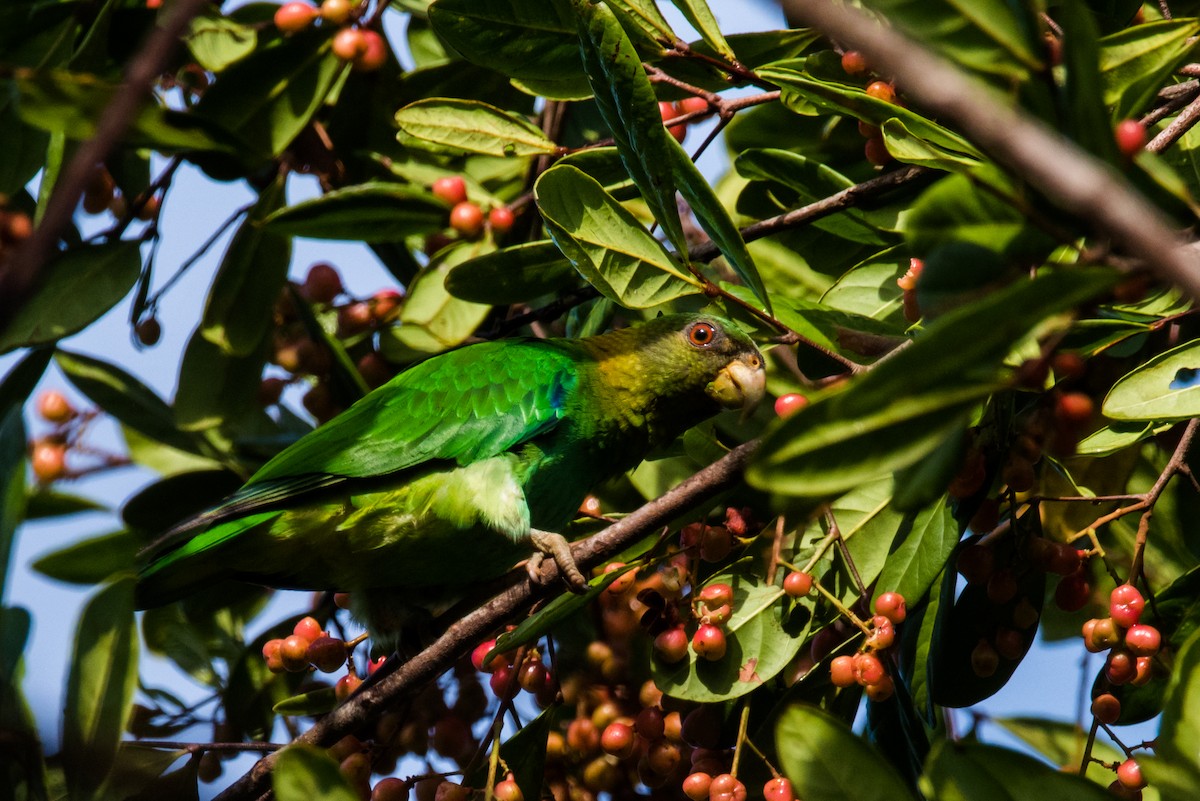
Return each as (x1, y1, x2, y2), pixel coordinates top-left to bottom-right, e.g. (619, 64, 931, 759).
(776, 703, 918, 801)
(670, 0, 736, 62)
(63, 577, 139, 801)
(273, 687, 338, 716)
(1058, 0, 1120, 163)
(444, 241, 580, 304)
(922, 739, 1115, 801)
(173, 325, 268, 432)
(396, 98, 558, 156)
(993, 717, 1127, 784)
(0, 241, 141, 354)
(201, 176, 291, 357)
(904, 174, 1055, 261)
(0, 350, 48, 601)
(1143, 627, 1200, 799)
(24, 488, 106, 519)
(264, 182, 447, 242)
(32, 530, 138, 585)
(536, 164, 702, 308)
(273, 744, 360, 801)
(0, 605, 47, 801)
(1100, 20, 1200, 122)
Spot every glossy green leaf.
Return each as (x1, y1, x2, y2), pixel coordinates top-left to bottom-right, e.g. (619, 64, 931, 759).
(201, 176, 290, 357)
(670, 0, 736, 62)
(1104, 339, 1200, 421)
(750, 269, 1117, 496)
(776, 704, 918, 801)
(1058, 0, 1119, 164)
(444, 241, 580, 303)
(609, 0, 675, 42)
(573, 0, 687, 256)
(536, 164, 702, 308)
(195, 27, 346, 158)
(1076, 420, 1171, 456)
(379, 241, 493, 361)
(56, 350, 200, 455)
(821, 248, 908, 326)
(273, 687, 338, 717)
(185, 9, 257, 72)
(874, 500, 957, 606)
(274, 744, 360, 801)
(428, 0, 591, 100)
(904, 174, 1055, 259)
(1143, 627, 1200, 799)
(396, 98, 557, 157)
(32, 530, 138, 585)
(882, 118, 985, 173)
(264, 182, 447, 242)
(921, 739, 1115, 801)
(993, 717, 1128, 784)
(63, 577, 138, 801)
(0, 241, 141, 354)
(653, 560, 805, 702)
(173, 327, 268, 432)
(859, 0, 1042, 79)
(1100, 20, 1200, 122)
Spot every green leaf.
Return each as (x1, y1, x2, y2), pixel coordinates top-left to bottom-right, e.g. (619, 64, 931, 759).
(921, 739, 1115, 801)
(428, 0, 592, 100)
(274, 744, 361, 801)
(859, 0, 1042, 79)
(750, 268, 1117, 497)
(396, 98, 558, 157)
(993, 717, 1128, 784)
(776, 703, 919, 801)
(173, 326, 268, 432)
(1100, 20, 1200, 122)
(1103, 339, 1200, 421)
(1076, 420, 1171, 456)
(264, 182, 447, 242)
(32, 530, 138, 585)
(194, 27, 347, 158)
(185, 9, 257, 72)
(874, 500, 958, 606)
(821, 247, 908, 326)
(882, 118, 985, 174)
(1143, 626, 1200, 797)
(201, 177, 290, 357)
(273, 687, 338, 717)
(904, 174, 1055, 260)
(444, 241, 580, 304)
(24, 488, 106, 519)
(0, 241, 141, 354)
(670, 0, 737, 63)
(1057, 0, 1119, 164)
(652, 560, 805, 702)
(62, 577, 139, 801)
(609, 0, 675, 42)
(573, 0, 687, 256)
(0, 605, 47, 801)
(0, 350, 49, 601)
(536, 164, 702, 308)
(56, 350, 200, 455)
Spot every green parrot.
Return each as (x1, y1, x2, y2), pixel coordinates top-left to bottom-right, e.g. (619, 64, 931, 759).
(135, 313, 764, 638)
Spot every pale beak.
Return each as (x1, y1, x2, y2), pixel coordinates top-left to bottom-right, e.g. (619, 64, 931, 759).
(707, 355, 766, 420)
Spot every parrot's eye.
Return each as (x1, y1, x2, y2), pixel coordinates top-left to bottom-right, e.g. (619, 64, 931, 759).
(687, 322, 717, 347)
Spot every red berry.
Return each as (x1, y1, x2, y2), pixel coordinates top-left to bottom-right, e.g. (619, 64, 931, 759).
(709, 774, 739, 796)
(698, 582, 735, 607)
(1124, 624, 1161, 657)
(774, 393, 808, 417)
(1106, 650, 1137, 685)
(1083, 617, 1120, 653)
(337, 301, 373, 336)
(853, 652, 886, 685)
(36, 390, 75, 423)
(699, 526, 734, 562)
(307, 636, 346, 673)
(274, 1, 318, 33)
(677, 97, 709, 116)
(331, 27, 367, 62)
(692, 624, 727, 660)
(1056, 391, 1095, 425)
(1110, 584, 1145, 627)
(682, 772, 712, 801)
(1117, 758, 1146, 790)
(431, 176, 468, 205)
(471, 638, 501, 672)
(865, 673, 895, 701)
(1055, 570, 1091, 612)
(301, 262, 343, 304)
(262, 639, 285, 673)
(517, 660, 549, 694)
(829, 654, 856, 687)
(567, 718, 600, 755)
(658, 101, 686, 142)
(654, 627, 689, 663)
(367, 655, 386, 674)
(865, 81, 895, 103)
(489, 663, 516, 698)
(320, 0, 354, 24)
(1132, 655, 1153, 686)
(372, 778, 410, 801)
(763, 777, 794, 801)
(493, 779, 523, 801)
(488, 206, 515, 234)
(1047, 542, 1083, 576)
(31, 441, 67, 483)
(449, 201, 485, 239)
(1091, 693, 1121, 724)
(634, 706, 665, 741)
(1114, 120, 1147, 157)
(866, 616, 895, 650)
(293, 616, 324, 641)
(874, 591, 907, 624)
(371, 288, 403, 321)
(783, 571, 813, 598)
(841, 50, 869, 75)
(1052, 352, 1086, 380)
(353, 30, 387, 72)
(600, 722, 636, 759)
(280, 635, 312, 672)
(864, 136, 892, 166)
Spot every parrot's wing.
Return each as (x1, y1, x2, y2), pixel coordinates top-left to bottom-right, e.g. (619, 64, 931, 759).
(148, 340, 579, 552)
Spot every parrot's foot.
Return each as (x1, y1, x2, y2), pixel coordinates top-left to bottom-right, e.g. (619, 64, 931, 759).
(528, 529, 588, 593)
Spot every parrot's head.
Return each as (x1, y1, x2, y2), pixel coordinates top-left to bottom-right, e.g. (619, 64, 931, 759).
(685, 316, 766, 416)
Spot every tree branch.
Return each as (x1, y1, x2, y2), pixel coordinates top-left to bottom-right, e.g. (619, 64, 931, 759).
(0, 0, 212, 326)
(780, 0, 1200, 300)
(213, 440, 759, 801)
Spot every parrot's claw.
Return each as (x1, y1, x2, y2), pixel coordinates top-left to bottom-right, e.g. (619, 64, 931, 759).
(528, 530, 588, 593)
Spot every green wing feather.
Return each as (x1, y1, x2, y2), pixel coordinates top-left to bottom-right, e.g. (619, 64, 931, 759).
(147, 340, 581, 555)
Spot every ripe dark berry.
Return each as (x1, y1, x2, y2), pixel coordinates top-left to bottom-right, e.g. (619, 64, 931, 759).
(1124, 623, 1161, 657)
(274, 2, 318, 34)
(517, 660, 549, 694)
(692, 624, 727, 660)
(1091, 693, 1121, 724)
(957, 543, 995, 585)
(774, 393, 808, 417)
(37, 390, 75, 423)
(1054, 570, 1091, 612)
(970, 639, 999, 678)
(763, 777, 794, 801)
(986, 569, 1019, 604)
(280, 635, 312, 672)
(874, 591, 907, 624)
(864, 136, 891, 166)
(1047, 542, 1083, 576)
(783, 571, 813, 598)
(1114, 120, 1147, 158)
(1106, 650, 1137, 685)
(654, 627, 689, 663)
(302, 262, 343, 304)
(353, 30, 387, 72)
(634, 706, 665, 741)
(431, 176, 468, 205)
(449, 201, 485, 238)
(307, 635, 346, 673)
(372, 778, 410, 801)
(840, 50, 869, 75)
(338, 301, 373, 335)
(1110, 584, 1145, 627)
(1132, 655, 1153, 686)
(135, 316, 162, 346)
(699, 525, 734, 562)
(488, 206, 515, 234)
(994, 628, 1024, 660)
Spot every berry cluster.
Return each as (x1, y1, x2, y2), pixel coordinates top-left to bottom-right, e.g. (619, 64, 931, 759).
(80, 164, 161, 223)
(840, 51, 899, 167)
(954, 539, 1049, 674)
(425, 175, 515, 254)
(470, 637, 554, 705)
(28, 390, 126, 484)
(274, 0, 387, 72)
(658, 97, 711, 143)
(1083, 584, 1159, 689)
(822, 591, 906, 701)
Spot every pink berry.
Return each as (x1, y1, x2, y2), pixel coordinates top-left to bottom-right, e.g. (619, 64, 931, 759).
(488, 206, 515, 234)
(431, 176, 468, 205)
(1124, 624, 1161, 657)
(763, 777, 794, 801)
(782, 571, 813, 598)
(1114, 120, 1147, 157)
(774, 393, 808, 418)
(829, 655, 855, 687)
(874, 591, 907, 624)
(691, 624, 727, 660)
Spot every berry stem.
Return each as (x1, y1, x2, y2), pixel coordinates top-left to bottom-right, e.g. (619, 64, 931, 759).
(1079, 717, 1100, 779)
(729, 704, 751, 777)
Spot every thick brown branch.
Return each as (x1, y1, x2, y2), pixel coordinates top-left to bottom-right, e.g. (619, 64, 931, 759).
(213, 440, 759, 801)
(0, 0, 212, 326)
(781, 0, 1200, 300)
